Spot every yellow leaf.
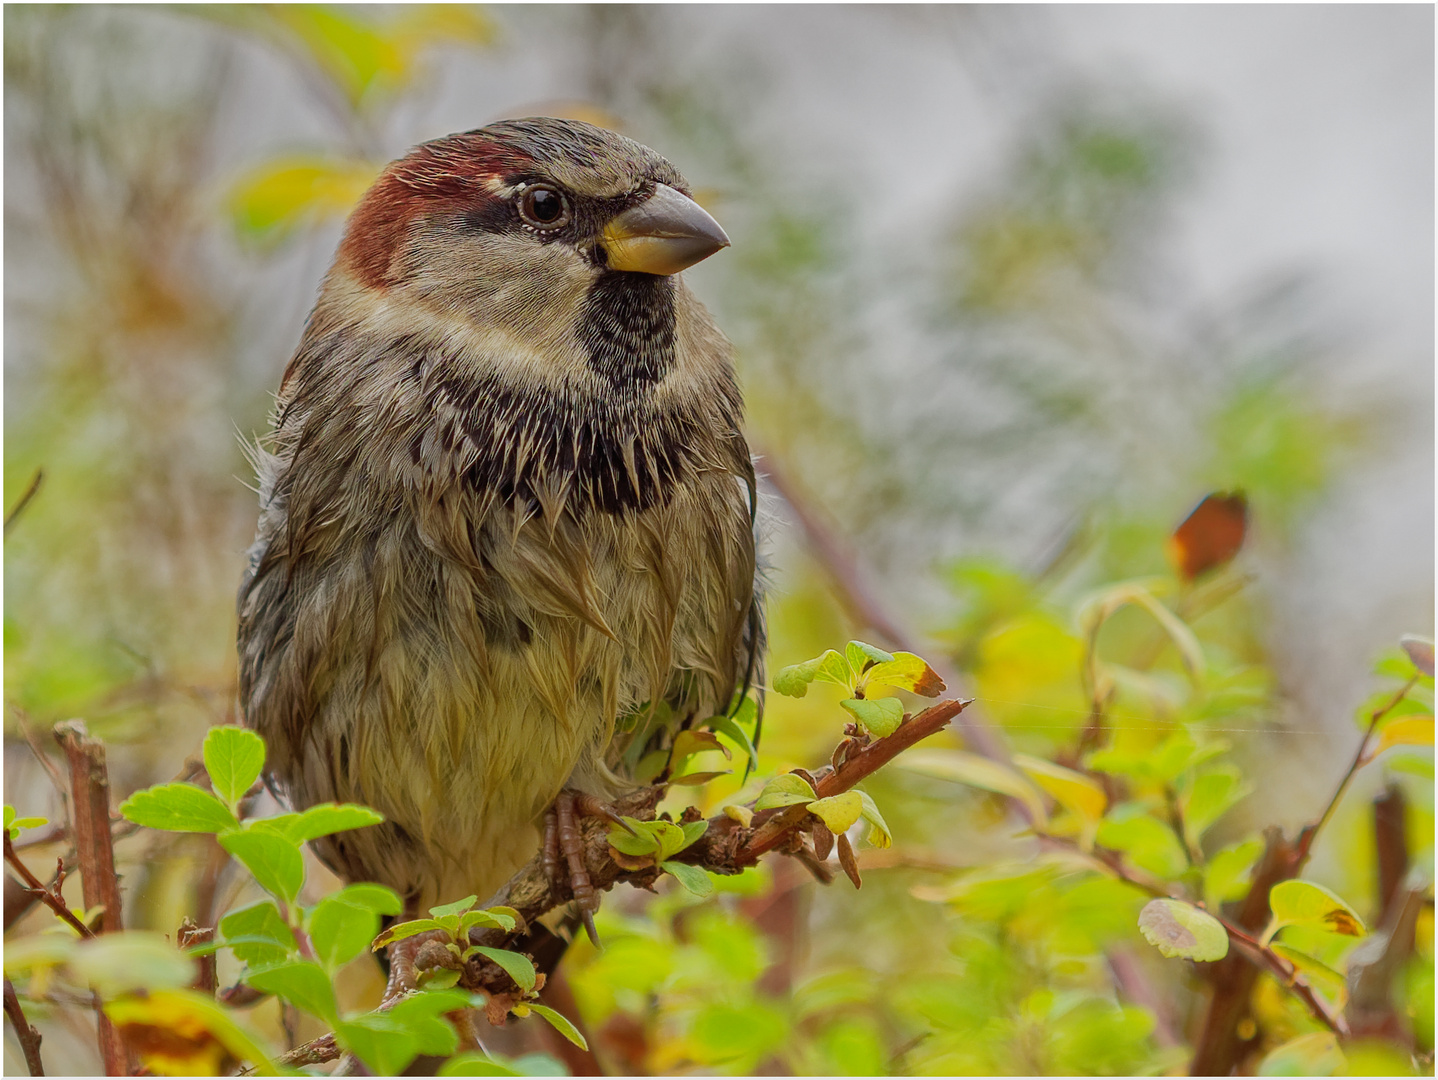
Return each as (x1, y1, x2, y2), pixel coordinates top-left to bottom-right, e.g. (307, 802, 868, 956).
(106, 989, 277, 1076)
(723, 804, 753, 828)
(229, 157, 380, 244)
(807, 791, 862, 834)
(1265, 880, 1366, 944)
(864, 653, 947, 697)
(1370, 715, 1434, 759)
(1012, 753, 1107, 831)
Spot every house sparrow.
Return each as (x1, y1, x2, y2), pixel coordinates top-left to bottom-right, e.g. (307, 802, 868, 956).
(237, 118, 762, 934)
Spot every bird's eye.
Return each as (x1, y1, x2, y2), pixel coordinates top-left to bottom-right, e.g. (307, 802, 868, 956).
(518, 186, 570, 230)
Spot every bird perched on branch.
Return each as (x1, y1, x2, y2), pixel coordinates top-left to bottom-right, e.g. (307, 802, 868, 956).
(237, 118, 762, 939)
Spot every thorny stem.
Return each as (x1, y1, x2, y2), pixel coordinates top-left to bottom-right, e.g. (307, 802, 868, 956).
(4, 977, 45, 1076)
(3, 833, 94, 938)
(1295, 673, 1419, 869)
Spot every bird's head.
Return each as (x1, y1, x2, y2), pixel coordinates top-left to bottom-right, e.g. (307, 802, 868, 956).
(320, 118, 730, 394)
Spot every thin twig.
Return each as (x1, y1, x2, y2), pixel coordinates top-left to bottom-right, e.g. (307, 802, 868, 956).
(739, 699, 970, 860)
(4, 977, 45, 1076)
(1217, 916, 1348, 1037)
(1295, 673, 1418, 867)
(4, 469, 44, 535)
(3, 834, 94, 938)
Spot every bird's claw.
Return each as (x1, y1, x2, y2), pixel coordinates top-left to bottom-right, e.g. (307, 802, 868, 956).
(543, 790, 624, 948)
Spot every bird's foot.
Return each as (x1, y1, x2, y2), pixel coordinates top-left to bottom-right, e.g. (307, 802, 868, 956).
(542, 791, 635, 947)
(382, 926, 451, 1004)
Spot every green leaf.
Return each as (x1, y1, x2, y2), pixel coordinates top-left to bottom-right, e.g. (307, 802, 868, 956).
(120, 783, 238, 834)
(310, 885, 400, 971)
(856, 790, 892, 849)
(1258, 1032, 1345, 1077)
(898, 748, 1049, 828)
(633, 747, 670, 784)
(607, 821, 660, 857)
(650, 822, 689, 862)
(1137, 898, 1229, 961)
(1269, 944, 1347, 1002)
(203, 725, 266, 809)
(707, 710, 760, 767)
(863, 652, 946, 697)
(336, 1014, 420, 1077)
(220, 829, 305, 904)
(1203, 838, 1264, 909)
(459, 906, 517, 934)
(754, 773, 816, 810)
(807, 791, 862, 834)
(661, 860, 715, 898)
(845, 640, 895, 673)
(840, 697, 904, 737)
(372, 918, 446, 951)
(4, 805, 49, 840)
(1265, 880, 1366, 943)
(429, 895, 478, 919)
(527, 1003, 589, 1050)
(773, 650, 852, 697)
(1096, 807, 1188, 879)
(70, 932, 197, 997)
(275, 803, 385, 843)
(387, 988, 471, 1052)
(2, 933, 78, 976)
(1182, 765, 1251, 840)
(471, 946, 536, 993)
(243, 960, 338, 1024)
(439, 1052, 523, 1076)
(678, 820, 709, 852)
(219, 900, 297, 965)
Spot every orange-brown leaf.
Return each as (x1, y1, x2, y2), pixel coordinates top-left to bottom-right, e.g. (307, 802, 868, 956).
(1166, 492, 1248, 580)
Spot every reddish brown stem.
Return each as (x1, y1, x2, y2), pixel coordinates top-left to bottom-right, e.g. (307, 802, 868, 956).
(741, 698, 970, 860)
(3, 834, 93, 938)
(4, 977, 45, 1076)
(53, 721, 130, 1076)
(1295, 674, 1417, 868)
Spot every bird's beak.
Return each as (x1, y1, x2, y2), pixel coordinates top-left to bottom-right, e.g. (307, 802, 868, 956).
(600, 184, 730, 275)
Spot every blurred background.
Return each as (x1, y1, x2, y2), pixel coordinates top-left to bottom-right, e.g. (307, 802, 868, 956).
(4, 5, 1432, 1075)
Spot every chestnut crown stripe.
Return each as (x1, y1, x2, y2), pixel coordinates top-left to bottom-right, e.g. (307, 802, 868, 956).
(338, 118, 688, 290)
